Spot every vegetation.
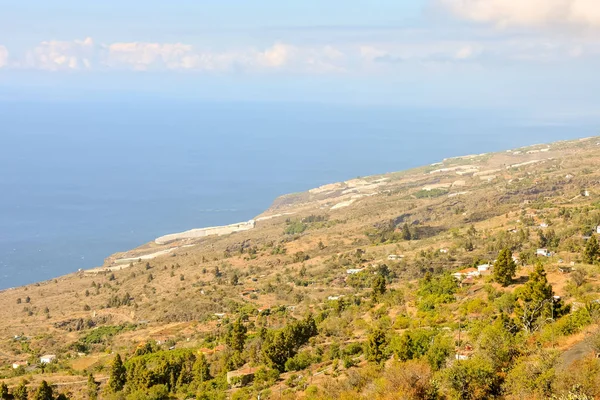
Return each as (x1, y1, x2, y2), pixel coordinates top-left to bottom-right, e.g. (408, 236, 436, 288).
(3, 138, 600, 399)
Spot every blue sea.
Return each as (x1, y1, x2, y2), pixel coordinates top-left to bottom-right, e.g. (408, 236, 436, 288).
(0, 99, 597, 289)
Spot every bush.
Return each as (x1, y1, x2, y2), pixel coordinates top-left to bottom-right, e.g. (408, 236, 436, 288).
(285, 350, 313, 371)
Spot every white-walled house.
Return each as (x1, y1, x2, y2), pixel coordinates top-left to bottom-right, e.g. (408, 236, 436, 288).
(452, 268, 480, 281)
(477, 264, 491, 274)
(40, 355, 56, 364)
(346, 268, 364, 275)
(537, 248, 551, 257)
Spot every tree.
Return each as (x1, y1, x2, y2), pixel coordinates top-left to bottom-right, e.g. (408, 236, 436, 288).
(445, 356, 499, 400)
(583, 235, 599, 264)
(87, 373, 98, 400)
(465, 240, 474, 252)
(108, 353, 127, 392)
(402, 223, 412, 241)
(366, 327, 388, 364)
(262, 314, 318, 371)
(193, 353, 211, 383)
(33, 380, 53, 400)
(494, 248, 517, 287)
(225, 318, 247, 353)
(230, 272, 239, 286)
(0, 383, 8, 400)
(13, 380, 28, 400)
(371, 274, 387, 301)
(515, 262, 554, 332)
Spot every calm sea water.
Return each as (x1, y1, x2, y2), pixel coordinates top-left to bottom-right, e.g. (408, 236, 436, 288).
(0, 100, 596, 289)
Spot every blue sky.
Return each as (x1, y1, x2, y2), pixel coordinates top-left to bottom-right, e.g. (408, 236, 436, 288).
(1, 0, 600, 113)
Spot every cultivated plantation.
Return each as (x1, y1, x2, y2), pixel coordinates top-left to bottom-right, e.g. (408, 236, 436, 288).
(3, 138, 600, 399)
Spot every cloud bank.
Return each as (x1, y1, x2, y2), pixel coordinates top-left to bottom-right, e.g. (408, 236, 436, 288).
(440, 0, 600, 29)
(14, 37, 345, 73)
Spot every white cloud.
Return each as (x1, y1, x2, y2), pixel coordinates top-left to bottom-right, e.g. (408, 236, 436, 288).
(25, 37, 97, 71)
(14, 38, 346, 74)
(258, 43, 293, 68)
(0, 46, 8, 68)
(455, 45, 476, 60)
(440, 0, 600, 29)
(106, 42, 194, 70)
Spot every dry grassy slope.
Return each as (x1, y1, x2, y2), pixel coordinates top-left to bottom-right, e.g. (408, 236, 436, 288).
(1, 136, 599, 377)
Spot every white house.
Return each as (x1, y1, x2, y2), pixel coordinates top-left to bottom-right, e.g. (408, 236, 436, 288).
(12, 361, 27, 369)
(477, 264, 491, 274)
(327, 295, 344, 301)
(387, 254, 404, 261)
(452, 268, 480, 281)
(346, 268, 364, 275)
(40, 355, 56, 364)
(596, 226, 600, 234)
(440, 248, 449, 254)
(540, 223, 549, 228)
(537, 248, 551, 257)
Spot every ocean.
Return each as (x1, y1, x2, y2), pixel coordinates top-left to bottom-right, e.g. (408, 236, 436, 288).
(0, 99, 597, 289)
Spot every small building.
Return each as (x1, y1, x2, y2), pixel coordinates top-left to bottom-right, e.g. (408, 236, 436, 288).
(558, 267, 573, 274)
(387, 254, 404, 261)
(540, 223, 549, 228)
(596, 226, 600, 234)
(40, 355, 56, 364)
(477, 264, 491, 274)
(346, 268, 364, 275)
(537, 248, 551, 257)
(12, 361, 27, 369)
(440, 249, 449, 254)
(452, 268, 480, 281)
(327, 295, 344, 301)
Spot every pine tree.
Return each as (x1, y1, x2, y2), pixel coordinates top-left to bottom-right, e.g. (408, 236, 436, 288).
(402, 223, 412, 241)
(108, 353, 127, 392)
(371, 274, 387, 301)
(13, 380, 28, 400)
(366, 327, 388, 364)
(494, 248, 517, 287)
(225, 318, 248, 353)
(193, 353, 211, 383)
(87, 373, 98, 400)
(515, 262, 554, 332)
(0, 383, 8, 400)
(584, 235, 600, 264)
(33, 380, 53, 400)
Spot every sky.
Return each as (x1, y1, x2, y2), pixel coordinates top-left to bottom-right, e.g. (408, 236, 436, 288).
(1, 0, 600, 113)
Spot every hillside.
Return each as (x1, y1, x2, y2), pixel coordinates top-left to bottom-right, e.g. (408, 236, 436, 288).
(3, 137, 600, 399)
